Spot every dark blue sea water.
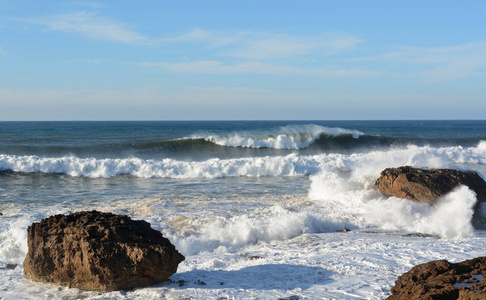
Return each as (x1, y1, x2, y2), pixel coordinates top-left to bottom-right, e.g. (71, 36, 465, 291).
(1, 120, 485, 299)
(0, 120, 484, 161)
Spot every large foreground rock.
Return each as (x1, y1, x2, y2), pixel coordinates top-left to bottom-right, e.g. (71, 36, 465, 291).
(388, 257, 486, 299)
(23, 211, 185, 292)
(375, 166, 486, 228)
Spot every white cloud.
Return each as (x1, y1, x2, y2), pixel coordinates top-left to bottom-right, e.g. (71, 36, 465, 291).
(401, 42, 486, 81)
(70, 1, 106, 9)
(139, 60, 376, 77)
(162, 29, 361, 60)
(359, 41, 486, 81)
(0, 86, 287, 119)
(228, 36, 313, 60)
(161, 28, 237, 46)
(11, 12, 362, 60)
(85, 58, 103, 64)
(22, 11, 147, 43)
(0, 87, 162, 108)
(141, 30, 366, 76)
(1, 87, 481, 120)
(228, 34, 361, 60)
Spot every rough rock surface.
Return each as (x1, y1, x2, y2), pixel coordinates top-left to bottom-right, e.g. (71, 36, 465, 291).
(375, 166, 486, 228)
(388, 257, 486, 300)
(375, 166, 486, 204)
(23, 211, 185, 292)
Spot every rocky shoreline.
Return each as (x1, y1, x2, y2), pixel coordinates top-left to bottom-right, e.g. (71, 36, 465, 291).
(20, 166, 486, 298)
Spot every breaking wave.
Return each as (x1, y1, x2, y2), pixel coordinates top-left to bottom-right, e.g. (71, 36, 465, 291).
(0, 153, 322, 178)
(197, 124, 363, 149)
(0, 142, 484, 180)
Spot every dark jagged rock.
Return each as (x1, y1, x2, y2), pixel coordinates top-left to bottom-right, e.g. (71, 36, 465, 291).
(388, 257, 486, 299)
(0, 264, 17, 270)
(375, 166, 486, 228)
(23, 211, 185, 292)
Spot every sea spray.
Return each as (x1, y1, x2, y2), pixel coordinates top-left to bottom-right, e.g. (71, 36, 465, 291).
(0, 217, 30, 264)
(164, 206, 349, 256)
(308, 147, 482, 238)
(363, 186, 476, 238)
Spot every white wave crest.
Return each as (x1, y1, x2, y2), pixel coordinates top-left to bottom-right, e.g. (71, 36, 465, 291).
(200, 124, 363, 149)
(478, 140, 486, 151)
(0, 141, 485, 179)
(0, 154, 322, 178)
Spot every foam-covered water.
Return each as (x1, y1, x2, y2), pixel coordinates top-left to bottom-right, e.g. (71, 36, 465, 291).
(1, 120, 486, 299)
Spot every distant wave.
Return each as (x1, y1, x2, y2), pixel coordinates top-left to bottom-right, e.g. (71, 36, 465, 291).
(0, 141, 485, 178)
(176, 124, 485, 152)
(5, 135, 483, 160)
(2, 125, 484, 160)
(194, 124, 364, 150)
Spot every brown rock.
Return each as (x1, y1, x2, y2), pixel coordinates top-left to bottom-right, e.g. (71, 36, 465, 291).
(375, 166, 486, 228)
(388, 257, 486, 299)
(23, 211, 185, 292)
(376, 166, 486, 204)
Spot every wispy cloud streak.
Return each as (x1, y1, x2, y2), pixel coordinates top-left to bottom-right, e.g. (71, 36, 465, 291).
(162, 29, 361, 60)
(354, 41, 486, 81)
(228, 34, 360, 60)
(70, 1, 106, 9)
(139, 60, 376, 77)
(20, 11, 147, 43)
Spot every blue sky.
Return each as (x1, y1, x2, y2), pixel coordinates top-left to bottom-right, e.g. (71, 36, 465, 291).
(1, 0, 485, 120)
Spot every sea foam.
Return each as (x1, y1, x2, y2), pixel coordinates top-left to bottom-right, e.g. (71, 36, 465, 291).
(159, 143, 486, 256)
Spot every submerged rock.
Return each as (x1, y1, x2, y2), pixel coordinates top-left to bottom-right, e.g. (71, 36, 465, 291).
(375, 166, 486, 228)
(0, 264, 17, 270)
(388, 257, 486, 299)
(23, 210, 185, 292)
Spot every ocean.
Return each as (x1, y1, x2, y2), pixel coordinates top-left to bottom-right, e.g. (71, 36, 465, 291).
(1, 120, 486, 299)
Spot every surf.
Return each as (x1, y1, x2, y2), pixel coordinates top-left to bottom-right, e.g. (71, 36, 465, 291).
(0, 141, 484, 179)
